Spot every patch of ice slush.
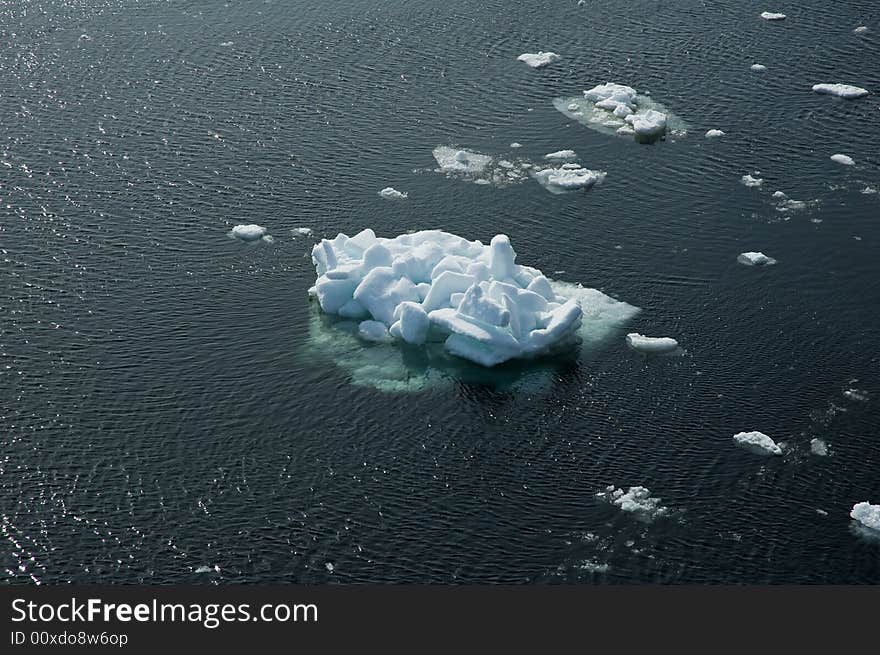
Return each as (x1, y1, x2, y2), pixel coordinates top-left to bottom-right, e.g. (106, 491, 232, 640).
(532, 163, 606, 194)
(431, 146, 531, 187)
(850, 502, 880, 532)
(830, 154, 855, 166)
(741, 174, 764, 188)
(705, 129, 725, 138)
(812, 83, 870, 99)
(760, 12, 787, 21)
(737, 251, 777, 266)
(597, 485, 668, 519)
(230, 224, 269, 242)
(379, 186, 408, 199)
(517, 51, 561, 68)
(733, 430, 782, 455)
(544, 149, 578, 160)
(751, 64, 768, 72)
(772, 191, 819, 213)
(625, 333, 679, 354)
(810, 438, 829, 456)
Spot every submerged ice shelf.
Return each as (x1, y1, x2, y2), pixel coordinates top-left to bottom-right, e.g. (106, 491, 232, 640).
(553, 82, 686, 143)
(309, 229, 638, 368)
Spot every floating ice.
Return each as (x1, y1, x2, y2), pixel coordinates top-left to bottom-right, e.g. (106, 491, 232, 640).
(292, 227, 314, 236)
(230, 224, 270, 242)
(810, 438, 829, 456)
(554, 82, 685, 142)
(510, 142, 522, 148)
(850, 502, 880, 532)
(843, 388, 868, 402)
(812, 83, 870, 99)
(596, 485, 668, 519)
(433, 147, 492, 175)
(830, 154, 855, 166)
(544, 149, 577, 161)
(625, 333, 679, 354)
(733, 430, 782, 455)
(737, 251, 777, 266)
(358, 320, 393, 343)
(741, 174, 763, 188)
(431, 146, 531, 187)
(219, 41, 234, 47)
(379, 186, 408, 199)
(863, 186, 878, 195)
(760, 11, 786, 21)
(705, 129, 725, 138)
(517, 51, 561, 68)
(309, 230, 635, 367)
(772, 191, 819, 213)
(532, 163, 606, 194)
(854, 26, 869, 34)
(750, 64, 768, 72)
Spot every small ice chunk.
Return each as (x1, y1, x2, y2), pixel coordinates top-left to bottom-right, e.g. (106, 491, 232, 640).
(379, 186, 408, 199)
(230, 224, 268, 241)
(733, 430, 782, 455)
(510, 142, 522, 148)
(737, 251, 777, 266)
(219, 41, 234, 47)
(843, 388, 868, 402)
(532, 164, 606, 193)
(854, 26, 869, 34)
(516, 51, 561, 68)
(741, 174, 763, 188)
(705, 129, 725, 138)
(358, 320, 393, 343)
(850, 502, 880, 531)
(597, 486, 667, 518)
(625, 333, 679, 354)
(862, 186, 878, 194)
(325, 562, 335, 572)
(292, 227, 314, 236)
(830, 154, 855, 166)
(812, 83, 870, 99)
(810, 438, 829, 456)
(750, 64, 768, 72)
(432, 146, 492, 175)
(544, 149, 577, 160)
(624, 109, 667, 142)
(760, 11, 786, 20)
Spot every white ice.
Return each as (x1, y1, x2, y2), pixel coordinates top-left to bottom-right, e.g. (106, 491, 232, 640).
(810, 438, 829, 456)
(625, 109, 668, 142)
(850, 502, 880, 532)
(751, 64, 768, 72)
(741, 174, 764, 188)
(597, 485, 668, 519)
(309, 230, 632, 367)
(544, 149, 578, 161)
(532, 163, 606, 194)
(292, 227, 314, 236)
(379, 186, 408, 199)
(737, 251, 777, 266)
(811, 83, 870, 99)
(830, 154, 855, 166)
(760, 12, 787, 20)
(733, 430, 782, 455)
(625, 333, 679, 354)
(510, 142, 522, 148)
(854, 26, 869, 34)
(230, 224, 269, 242)
(517, 51, 561, 68)
(433, 147, 493, 175)
(772, 191, 819, 213)
(705, 129, 725, 138)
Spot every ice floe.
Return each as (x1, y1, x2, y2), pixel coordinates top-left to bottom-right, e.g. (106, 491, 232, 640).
(843, 387, 868, 402)
(517, 51, 561, 68)
(830, 154, 855, 166)
(851, 502, 880, 532)
(292, 227, 314, 236)
(230, 224, 271, 242)
(750, 64, 768, 72)
(554, 82, 685, 142)
(596, 485, 668, 519)
(737, 251, 777, 266)
(772, 191, 820, 213)
(854, 26, 869, 34)
(379, 186, 408, 199)
(760, 12, 786, 21)
(544, 149, 578, 161)
(741, 174, 764, 188)
(431, 146, 532, 187)
(532, 163, 606, 194)
(309, 230, 636, 367)
(705, 129, 725, 138)
(733, 430, 782, 455)
(810, 438, 829, 456)
(510, 142, 522, 148)
(625, 333, 679, 354)
(811, 83, 870, 99)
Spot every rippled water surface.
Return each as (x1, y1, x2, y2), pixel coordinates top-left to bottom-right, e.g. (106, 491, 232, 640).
(2, 0, 879, 583)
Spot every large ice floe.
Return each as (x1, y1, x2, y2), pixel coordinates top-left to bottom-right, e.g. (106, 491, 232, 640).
(811, 83, 870, 99)
(850, 502, 880, 532)
(308, 229, 639, 372)
(553, 82, 686, 143)
(733, 430, 782, 455)
(517, 51, 561, 68)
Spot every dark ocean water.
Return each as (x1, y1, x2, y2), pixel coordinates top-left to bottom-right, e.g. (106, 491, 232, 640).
(1, 0, 879, 583)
